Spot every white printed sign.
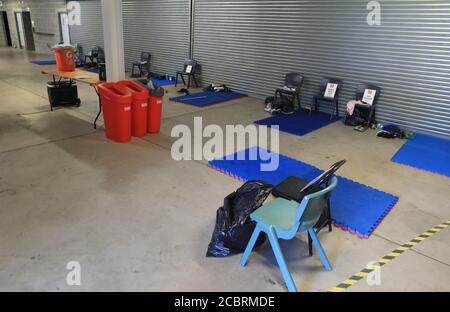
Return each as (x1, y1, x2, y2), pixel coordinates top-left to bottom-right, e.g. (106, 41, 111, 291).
(362, 89, 376, 105)
(324, 83, 338, 99)
(186, 65, 193, 73)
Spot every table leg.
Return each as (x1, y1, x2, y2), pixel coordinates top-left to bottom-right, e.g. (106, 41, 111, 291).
(50, 75, 56, 111)
(93, 86, 102, 129)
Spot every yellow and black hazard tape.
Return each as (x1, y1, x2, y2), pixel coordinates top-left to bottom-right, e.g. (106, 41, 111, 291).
(329, 219, 450, 292)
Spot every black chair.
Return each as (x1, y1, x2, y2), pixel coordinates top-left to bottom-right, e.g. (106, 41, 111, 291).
(131, 52, 151, 77)
(175, 59, 199, 88)
(271, 159, 346, 256)
(84, 46, 101, 66)
(274, 73, 304, 110)
(73, 44, 83, 66)
(353, 83, 381, 125)
(313, 78, 343, 119)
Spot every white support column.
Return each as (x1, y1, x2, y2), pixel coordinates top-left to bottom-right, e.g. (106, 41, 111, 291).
(101, 0, 125, 82)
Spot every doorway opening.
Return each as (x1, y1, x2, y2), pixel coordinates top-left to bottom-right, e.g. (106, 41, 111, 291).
(58, 12, 71, 45)
(14, 11, 35, 51)
(1, 11, 12, 46)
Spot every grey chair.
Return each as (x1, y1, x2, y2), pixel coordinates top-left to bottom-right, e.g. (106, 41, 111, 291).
(84, 46, 101, 66)
(275, 73, 304, 110)
(131, 52, 151, 77)
(175, 59, 199, 88)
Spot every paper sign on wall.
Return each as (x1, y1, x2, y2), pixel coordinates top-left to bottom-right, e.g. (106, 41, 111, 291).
(324, 83, 338, 99)
(186, 65, 193, 73)
(362, 89, 376, 105)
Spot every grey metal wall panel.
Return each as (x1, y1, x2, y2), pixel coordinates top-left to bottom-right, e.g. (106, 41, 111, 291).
(69, 0, 104, 51)
(122, 0, 190, 75)
(192, 0, 450, 136)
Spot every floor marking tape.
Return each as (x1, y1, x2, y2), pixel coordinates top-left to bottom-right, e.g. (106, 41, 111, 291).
(329, 220, 450, 292)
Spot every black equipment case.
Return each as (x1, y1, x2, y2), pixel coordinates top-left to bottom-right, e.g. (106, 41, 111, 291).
(47, 81, 81, 110)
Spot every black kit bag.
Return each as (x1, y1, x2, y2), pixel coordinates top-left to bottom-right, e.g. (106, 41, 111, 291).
(344, 107, 367, 127)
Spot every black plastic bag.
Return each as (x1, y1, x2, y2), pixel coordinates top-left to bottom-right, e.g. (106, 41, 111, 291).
(206, 180, 273, 257)
(344, 109, 367, 126)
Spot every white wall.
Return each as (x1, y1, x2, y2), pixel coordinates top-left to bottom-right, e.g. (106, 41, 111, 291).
(0, 0, 67, 53)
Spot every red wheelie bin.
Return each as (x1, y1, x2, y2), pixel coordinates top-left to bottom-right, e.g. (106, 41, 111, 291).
(98, 83, 133, 143)
(117, 80, 149, 138)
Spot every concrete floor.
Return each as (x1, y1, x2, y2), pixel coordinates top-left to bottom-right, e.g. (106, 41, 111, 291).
(0, 46, 449, 292)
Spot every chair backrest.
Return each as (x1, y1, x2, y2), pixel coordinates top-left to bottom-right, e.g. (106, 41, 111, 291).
(183, 59, 198, 73)
(90, 46, 99, 57)
(319, 77, 343, 99)
(355, 83, 381, 107)
(284, 73, 303, 90)
(141, 52, 151, 62)
(73, 44, 82, 54)
(301, 160, 346, 193)
(296, 176, 338, 230)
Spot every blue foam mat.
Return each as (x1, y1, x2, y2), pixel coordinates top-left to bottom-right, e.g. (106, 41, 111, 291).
(209, 147, 399, 238)
(255, 109, 340, 136)
(83, 67, 99, 73)
(30, 60, 56, 65)
(151, 78, 176, 86)
(391, 133, 450, 177)
(170, 91, 247, 107)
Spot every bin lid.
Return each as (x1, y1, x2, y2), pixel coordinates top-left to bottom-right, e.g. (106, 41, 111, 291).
(98, 83, 133, 104)
(150, 87, 165, 97)
(53, 44, 74, 49)
(116, 80, 149, 101)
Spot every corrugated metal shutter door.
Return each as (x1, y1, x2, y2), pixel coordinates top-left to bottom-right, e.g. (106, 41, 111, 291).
(192, 0, 450, 136)
(122, 0, 191, 75)
(69, 0, 104, 51)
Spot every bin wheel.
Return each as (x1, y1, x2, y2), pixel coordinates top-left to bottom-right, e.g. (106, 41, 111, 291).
(76, 98, 81, 107)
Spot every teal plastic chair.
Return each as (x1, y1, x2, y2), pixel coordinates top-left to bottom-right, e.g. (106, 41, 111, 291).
(240, 176, 338, 292)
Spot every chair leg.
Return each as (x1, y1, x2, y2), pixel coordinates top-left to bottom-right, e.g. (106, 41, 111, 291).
(180, 74, 187, 87)
(308, 228, 332, 271)
(187, 75, 191, 89)
(240, 224, 262, 267)
(327, 199, 332, 232)
(267, 227, 297, 292)
(335, 100, 339, 118)
(311, 98, 317, 116)
(329, 101, 335, 120)
(297, 93, 301, 111)
(193, 75, 199, 87)
(308, 232, 313, 257)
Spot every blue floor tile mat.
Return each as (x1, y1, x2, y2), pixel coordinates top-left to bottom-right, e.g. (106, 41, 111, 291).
(29, 60, 56, 65)
(255, 109, 340, 136)
(170, 91, 247, 107)
(151, 78, 176, 86)
(391, 133, 450, 177)
(83, 67, 98, 73)
(209, 147, 399, 238)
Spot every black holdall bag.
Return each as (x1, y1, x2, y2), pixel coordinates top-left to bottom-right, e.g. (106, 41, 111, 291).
(46, 81, 81, 110)
(203, 83, 231, 92)
(265, 95, 294, 115)
(344, 108, 367, 127)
